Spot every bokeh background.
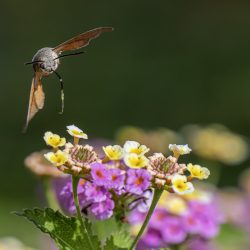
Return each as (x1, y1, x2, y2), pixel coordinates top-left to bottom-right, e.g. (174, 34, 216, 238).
(1, 0, 250, 248)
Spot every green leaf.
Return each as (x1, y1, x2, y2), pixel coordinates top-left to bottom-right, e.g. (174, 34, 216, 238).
(14, 208, 100, 250)
(103, 236, 127, 250)
(92, 217, 118, 241)
(112, 226, 133, 249)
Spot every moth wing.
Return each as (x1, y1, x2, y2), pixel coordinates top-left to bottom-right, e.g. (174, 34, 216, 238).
(53, 27, 114, 54)
(23, 73, 45, 132)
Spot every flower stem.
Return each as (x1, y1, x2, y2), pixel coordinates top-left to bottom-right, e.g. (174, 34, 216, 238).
(42, 177, 60, 210)
(72, 176, 94, 250)
(129, 188, 164, 250)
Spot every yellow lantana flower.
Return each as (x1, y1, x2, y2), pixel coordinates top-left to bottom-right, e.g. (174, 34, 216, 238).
(43, 132, 66, 148)
(44, 150, 68, 167)
(66, 125, 88, 139)
(165, 197, 188, 215)
(158, 192, 188, 215)
(171, 174, 194, 195)
(187, 163, 210, 180)
(124, 153, 149, 169)
(103, 145, 124, 160)
(124, 141, 149, 155)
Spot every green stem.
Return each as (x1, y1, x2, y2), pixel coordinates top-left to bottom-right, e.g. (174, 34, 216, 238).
(129, 188, 163, 250)
(72, 176, 94, 250)
(42, 177, 60, 210)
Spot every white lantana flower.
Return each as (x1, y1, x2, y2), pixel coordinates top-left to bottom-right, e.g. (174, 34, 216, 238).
(44, 150, 68, 167)
(66, 125, 88, 139)
(169, 144, 192, 157)
(124, 153, 149, 169)
(171, 174, 194, 195)
(187, 163, 210, 180)
(103, 145, 124, 160)
(124, 141, 149, 155)
(43, 131, 66, 148)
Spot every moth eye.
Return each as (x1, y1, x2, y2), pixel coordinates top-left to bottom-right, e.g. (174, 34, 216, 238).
(40, 63, 45, 69)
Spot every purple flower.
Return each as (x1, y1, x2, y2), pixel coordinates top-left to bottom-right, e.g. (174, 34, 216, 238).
(149, 208, 169, 229)
(187, 201, 220, 239)
(107, 168, 125, 190)
(89, 197, 115, 220)
(128, 188, 223, 249)
(187, 237, 216, 250)
(182, 211, 201, 234)
(91, 162, 109, 187)
(59, 179, 88, 214)
(128, 209, 146, 224)
(84, 182, 109, 203)
(126, 169, 151, 195)
(137, 189, 153, 213)
(162, 217, 187, 244)
(199, 217, 219, 239)
(142, 228, 164, 248)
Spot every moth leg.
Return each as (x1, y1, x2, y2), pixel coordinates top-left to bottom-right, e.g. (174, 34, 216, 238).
(53, 70, 64, 114)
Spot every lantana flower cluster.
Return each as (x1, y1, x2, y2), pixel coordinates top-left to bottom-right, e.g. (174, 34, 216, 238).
(129, 189, 223, 249)
(43, 125, 210, 220)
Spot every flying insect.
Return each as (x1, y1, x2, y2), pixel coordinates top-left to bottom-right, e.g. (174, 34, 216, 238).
(24, 27, 113, 131)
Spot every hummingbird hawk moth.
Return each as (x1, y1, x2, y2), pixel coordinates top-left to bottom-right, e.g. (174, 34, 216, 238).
(24, 27, 114, 131)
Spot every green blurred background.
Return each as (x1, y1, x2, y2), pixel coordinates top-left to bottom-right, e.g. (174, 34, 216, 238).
(1, 0, 250, 248)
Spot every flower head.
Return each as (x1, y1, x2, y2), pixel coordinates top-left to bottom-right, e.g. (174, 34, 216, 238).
(128, 187, 222, 249)
(126, 169, 151, 195)
(67, 125, 88, 139)
(147, 153, 187, 187)
(171, 174, 194, 195)
(64, 143, 98, 174)
(169, 144, 192, 157)
(124, 140, 150, 155)
(44, 150, 68, 167)
(43, 131, 66, 148)
(25, 151, 65, 177)
(103, 145, 124, 160)
(187, 164, 210, 180)
(124, 153, 149, 169)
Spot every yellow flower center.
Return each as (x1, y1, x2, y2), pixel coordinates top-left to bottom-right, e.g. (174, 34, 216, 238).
(130, 157, 143, 166)
(187, 164, 209, 180)
(177, 182, 185, 190)
(130, 147, 143, 154)
(103, 145, 123, 160)
(72, 130, 84, 136)
(50, 152, 67, 166)
(191, 167, 201, 177)
(48, 136, 61, 146)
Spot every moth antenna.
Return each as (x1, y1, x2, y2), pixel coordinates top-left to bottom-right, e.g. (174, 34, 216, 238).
(24, 60, 43, 66)
(54, 51, 85, 60)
